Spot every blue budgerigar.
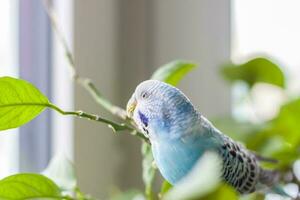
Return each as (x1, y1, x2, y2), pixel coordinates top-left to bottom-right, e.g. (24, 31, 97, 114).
(127, 80, 279, 194)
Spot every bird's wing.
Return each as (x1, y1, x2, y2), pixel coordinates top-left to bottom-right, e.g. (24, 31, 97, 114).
(252, 152, 278, 164)
(219, 134, 261, 194)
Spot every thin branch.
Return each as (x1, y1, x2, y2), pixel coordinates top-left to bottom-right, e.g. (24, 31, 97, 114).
(48, 103, 148, 140)
(81, 79, 128, 120)
(42, 0, 75, 77)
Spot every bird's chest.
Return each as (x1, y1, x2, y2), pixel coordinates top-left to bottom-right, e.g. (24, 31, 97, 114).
(151, 140, 205, 185)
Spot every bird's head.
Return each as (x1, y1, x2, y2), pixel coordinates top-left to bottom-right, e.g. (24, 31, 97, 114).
(127, 80, 199, 141)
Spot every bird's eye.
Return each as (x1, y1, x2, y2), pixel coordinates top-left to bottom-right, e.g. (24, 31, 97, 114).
(141, 91, 149, 99)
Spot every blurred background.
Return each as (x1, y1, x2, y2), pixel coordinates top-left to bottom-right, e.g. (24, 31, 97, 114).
(1, 0, 300, 199)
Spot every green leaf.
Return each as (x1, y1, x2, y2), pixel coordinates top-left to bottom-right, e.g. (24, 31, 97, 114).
(141, 142, 156, 200)
(203, 184, 238, 200)
(110, 189, 144, 200)
(244, 98, 300, 169)
(272, 98, 300, 146)
(151, 60, 197, 86)
(164, 152, 222, 200)
(159, 181, 172, 198)
(265, 98, 300, 168)
(221, 57, 285, 88)
(0, 173, 62, 199)
(0, 76, 50, 131)
(43, 155, 77, 191)
(254, 98, 300, 149)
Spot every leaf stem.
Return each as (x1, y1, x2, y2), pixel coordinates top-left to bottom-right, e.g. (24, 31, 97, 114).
(81, 79, 128, 120)
(47, 104, 147, 140)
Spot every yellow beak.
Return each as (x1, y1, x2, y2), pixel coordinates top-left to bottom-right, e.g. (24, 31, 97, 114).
(126, 96, 137, 118)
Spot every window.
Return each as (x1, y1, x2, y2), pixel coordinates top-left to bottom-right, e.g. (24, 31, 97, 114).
(0, 1, 18, 90)
(0, 0, 19, 178)
(19, 0, 53, 172)
(0, 0, 73, 177)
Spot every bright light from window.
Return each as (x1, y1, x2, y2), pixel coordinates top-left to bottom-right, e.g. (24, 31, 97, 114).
(0, 0, 19, 178)
(232, 0, 300, 122)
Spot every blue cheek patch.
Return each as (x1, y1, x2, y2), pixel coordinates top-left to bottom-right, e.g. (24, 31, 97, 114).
(138, 111, 148, 127)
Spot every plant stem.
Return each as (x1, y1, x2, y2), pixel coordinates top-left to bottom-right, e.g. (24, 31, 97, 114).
(142, 142, 156, 200)
(81, 79, 128, 120)
(48, 103, 147, 140)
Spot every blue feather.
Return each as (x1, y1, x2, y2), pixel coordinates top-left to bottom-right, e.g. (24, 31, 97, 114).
(138, 110, 148, 127)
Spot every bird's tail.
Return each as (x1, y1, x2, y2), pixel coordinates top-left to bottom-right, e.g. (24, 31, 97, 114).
(259, 169, 292, 197)
(259, 168, 280, 186)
